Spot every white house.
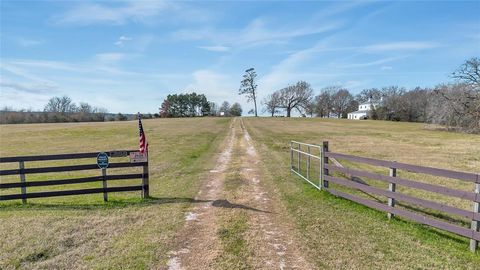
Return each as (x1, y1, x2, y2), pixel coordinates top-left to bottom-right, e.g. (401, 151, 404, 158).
(347, 100, 376, 120)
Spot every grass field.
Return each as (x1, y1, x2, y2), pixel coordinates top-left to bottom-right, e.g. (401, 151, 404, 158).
(243, 117, 480, 269)
(1, 117, 479, 269)
(0, 118, 230, 269)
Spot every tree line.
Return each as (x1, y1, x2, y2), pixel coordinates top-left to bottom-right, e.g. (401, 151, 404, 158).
(259, 58, 479, 133)
(0, 96, 156, 124)
(0, 96, 109, 124)
(158, 92, 243, 117)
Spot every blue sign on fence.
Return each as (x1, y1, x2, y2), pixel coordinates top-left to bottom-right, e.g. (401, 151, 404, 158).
(97, 152, 109, 169)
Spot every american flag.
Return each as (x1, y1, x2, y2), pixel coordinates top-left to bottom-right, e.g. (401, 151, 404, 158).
(138, 113, 148, 153)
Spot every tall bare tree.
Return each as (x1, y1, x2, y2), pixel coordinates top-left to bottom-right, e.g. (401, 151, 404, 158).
(427, 58, 480, 132)
(239, 68, 258, 117)
(278, 81, 313, 117)
(262, 92, 281, 117)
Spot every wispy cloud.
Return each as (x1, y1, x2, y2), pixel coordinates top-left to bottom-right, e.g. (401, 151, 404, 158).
(197, 45, 230, 52)
(53, 1, 170, 25)
(173, 18, 343, 48)
(337, 56, 407, 68)
(114, 36, 132, 46)
(52, 1, 211, 26)
(0, 80, 57, 94)
(364, 41, 441, 52)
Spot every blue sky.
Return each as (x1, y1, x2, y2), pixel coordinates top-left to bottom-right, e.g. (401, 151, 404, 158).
(1, 0, 479, 114)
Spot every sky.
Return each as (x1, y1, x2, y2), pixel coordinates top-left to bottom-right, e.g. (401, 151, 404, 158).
(1, 0, 479, 114)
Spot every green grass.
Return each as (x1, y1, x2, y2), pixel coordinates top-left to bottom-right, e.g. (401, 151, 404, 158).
(243, 117, 480, 269)
(0, 117, 231, 269)
(215, 213, 251, 270)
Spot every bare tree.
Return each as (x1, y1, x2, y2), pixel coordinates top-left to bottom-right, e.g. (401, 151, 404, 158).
(278, 81, 313, 117)
(377, 86, 407, 120)
(305, 100, 315, 117)
(452, 57, 480, 87)
(429, 83, 480, 132)
(78, 102, 93, 113)
(219, 101, 231, 116)
(313, 90, 332, 117)
(44, 96, 77, 113)
(355, 88, 383, 103)
(262, 92, 281, 117)
(239, 68, 258, 117)
(331, 88, 354, 118)
(428, 58, 480, 133)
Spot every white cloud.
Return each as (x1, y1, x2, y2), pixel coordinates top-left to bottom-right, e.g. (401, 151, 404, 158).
(338, 56, 406, 68)
(381, 65, 393, 70)
(364, 41, 441, 52)
(52, 1, 211, 26)
(173, 18, 343, 48)
(53, 1, 170, 25)
(114, 35, 132, 46)
(197, 45, 230, 52)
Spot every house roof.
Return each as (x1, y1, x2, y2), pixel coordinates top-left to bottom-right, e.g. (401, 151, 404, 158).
(359, 102, 378, 106)
(348, 110, 369, 114)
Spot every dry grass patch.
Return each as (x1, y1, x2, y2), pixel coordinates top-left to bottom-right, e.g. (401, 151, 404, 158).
(244, 117, 480, 269)
(0, 117, 230, 269)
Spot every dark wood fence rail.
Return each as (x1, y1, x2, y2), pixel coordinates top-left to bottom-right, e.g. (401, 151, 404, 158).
(290, 141, 480, 252)
(0, 150, 149, 202)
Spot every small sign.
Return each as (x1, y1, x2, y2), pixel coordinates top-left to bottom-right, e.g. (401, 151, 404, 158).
(130, 151, 148, 163)
(97, 152, 109, 169)
(110, 151, 128, 157)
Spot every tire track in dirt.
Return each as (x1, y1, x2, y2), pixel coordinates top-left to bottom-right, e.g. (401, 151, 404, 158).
(238, 119, 313, 270)
(164, 120, 236, 270)
(163, 118, 313, 269)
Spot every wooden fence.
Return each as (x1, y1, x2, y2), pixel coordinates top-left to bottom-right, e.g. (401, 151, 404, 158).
(290, 141, 480, 252)
(0, 150, 149, 202)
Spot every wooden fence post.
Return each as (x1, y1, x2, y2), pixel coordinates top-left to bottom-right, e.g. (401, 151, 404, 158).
(142, 162, 149, 199)
(322, 141, 329, 189)
(102, 168, 108, 202)
(470, 179, 479, 252)
(19, 161, 26, 204)
(388, 163, 397, 219)
(307, 145, 311, 180)
(319, 149, 322, 190)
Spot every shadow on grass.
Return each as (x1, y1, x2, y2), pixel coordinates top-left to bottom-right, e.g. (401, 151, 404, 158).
(0, 196, 271, 213)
